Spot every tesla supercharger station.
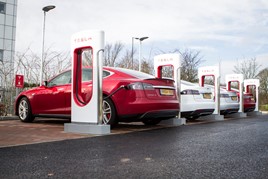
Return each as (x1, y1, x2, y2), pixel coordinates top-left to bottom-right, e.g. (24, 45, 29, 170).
(153, 53, 186, 125)
(244, 79, 262, 116)
(64, 30, 110, 135)
(225, 74, 247, 117)
(198, 66, 224, 120)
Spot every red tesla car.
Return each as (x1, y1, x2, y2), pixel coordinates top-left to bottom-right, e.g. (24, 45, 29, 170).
(15, 67, 179, 126)
(239, 92, 256, 112)
(228, 88, 256, 112)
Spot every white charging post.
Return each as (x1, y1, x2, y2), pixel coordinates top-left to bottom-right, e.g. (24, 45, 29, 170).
(153, 53, 186, 125)
(64, 30, 110, 135)
(244, 79, 262, 116)
(198, 66, 224, 120)
(225, 74, 247, 117)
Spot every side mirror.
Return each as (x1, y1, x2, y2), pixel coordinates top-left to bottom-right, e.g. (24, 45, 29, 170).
(43, 81, 48, 86)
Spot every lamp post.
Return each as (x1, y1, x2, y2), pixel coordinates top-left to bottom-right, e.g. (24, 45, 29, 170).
(40, 5, 56, 86)
(131, 37, 135, 70)
(134, 37, 148, 71)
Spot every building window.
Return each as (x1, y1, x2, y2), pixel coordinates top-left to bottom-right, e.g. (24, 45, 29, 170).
(0, 2, 5, 14)
(0, 49, 3, 61)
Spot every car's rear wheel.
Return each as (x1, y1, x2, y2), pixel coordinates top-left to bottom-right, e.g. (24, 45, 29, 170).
(142, 119, 161, 125)
(18, 97, 35, 122)
(103, 98, 117, 126)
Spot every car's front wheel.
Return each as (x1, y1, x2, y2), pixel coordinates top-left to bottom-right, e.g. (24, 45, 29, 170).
(18, 97, 35, 122)
(103, 98, 117, 126)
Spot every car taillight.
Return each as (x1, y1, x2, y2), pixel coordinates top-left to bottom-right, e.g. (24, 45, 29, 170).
(128, 82, 143, 90)
(181, 90, 200, 95)
(127, 82, 154, 90)
(142, 83, 154, 90)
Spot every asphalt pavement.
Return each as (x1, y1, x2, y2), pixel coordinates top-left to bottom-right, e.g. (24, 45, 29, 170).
(1, 115, 268, 179)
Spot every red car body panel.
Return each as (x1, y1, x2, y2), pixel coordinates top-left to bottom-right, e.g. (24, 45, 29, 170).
(235, 91, 256, 112)
(242, 93, 256, 112)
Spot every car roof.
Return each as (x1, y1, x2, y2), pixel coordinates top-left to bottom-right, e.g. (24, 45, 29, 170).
(103, 67, 155, 79)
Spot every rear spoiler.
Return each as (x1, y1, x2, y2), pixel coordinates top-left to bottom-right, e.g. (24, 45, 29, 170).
(145, 77, 175, 83)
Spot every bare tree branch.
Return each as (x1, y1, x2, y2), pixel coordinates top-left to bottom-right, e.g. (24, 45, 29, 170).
(233, 57, 261, 79)
(104, 42, 124, 67)
(173, 48, 205, 82)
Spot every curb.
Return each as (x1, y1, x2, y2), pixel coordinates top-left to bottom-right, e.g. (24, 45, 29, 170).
(0, 116, 19, 120)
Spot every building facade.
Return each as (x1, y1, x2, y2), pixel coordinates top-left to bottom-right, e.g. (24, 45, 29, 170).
(0, 0, 17, 87)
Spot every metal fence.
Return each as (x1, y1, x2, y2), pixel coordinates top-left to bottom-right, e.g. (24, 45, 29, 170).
(0, 87, 21, 116)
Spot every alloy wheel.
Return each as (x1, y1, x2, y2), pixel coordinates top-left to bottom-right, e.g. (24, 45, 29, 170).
(19, 99, 28, 121)
(103, 100, 112, 124)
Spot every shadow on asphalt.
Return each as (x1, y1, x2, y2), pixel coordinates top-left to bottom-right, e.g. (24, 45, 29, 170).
(32, 118, 167, 131)
(33, 118, 71, 125)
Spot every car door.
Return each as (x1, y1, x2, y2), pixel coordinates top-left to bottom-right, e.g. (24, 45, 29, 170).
(65, 68, 93, 114)
(35, 70, 71, 114)
(64, 68, 111, 114)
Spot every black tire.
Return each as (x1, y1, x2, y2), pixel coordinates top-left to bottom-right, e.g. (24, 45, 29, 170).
(142, 119, 161, 125)
(103, 98, 117, 127)
(18, 97, 35, 122)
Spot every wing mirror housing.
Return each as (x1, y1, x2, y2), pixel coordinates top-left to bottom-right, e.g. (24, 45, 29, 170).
(43, 81, 48, 86)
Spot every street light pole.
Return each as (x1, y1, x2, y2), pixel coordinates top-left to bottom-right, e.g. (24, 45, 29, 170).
(131, 37, 134, 70)
(40, 5, 56, 86)
(135, 37, 148, 71)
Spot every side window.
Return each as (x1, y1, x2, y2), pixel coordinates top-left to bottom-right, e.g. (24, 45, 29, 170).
(81, 69, 111, 81)
(0, 50, 3, 62)
(82, 69, 93, 81)
(103, 70, 110, 78)
(47, 71, 71, 87)
(0, 2, 5, 14)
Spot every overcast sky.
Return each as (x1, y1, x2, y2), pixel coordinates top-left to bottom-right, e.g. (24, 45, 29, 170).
(16, 0, 268, 79)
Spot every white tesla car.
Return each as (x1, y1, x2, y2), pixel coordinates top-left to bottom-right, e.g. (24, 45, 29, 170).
(219, 88, 240, 115)
(180, 80, 215, 120)
(204, 85, 240, 115)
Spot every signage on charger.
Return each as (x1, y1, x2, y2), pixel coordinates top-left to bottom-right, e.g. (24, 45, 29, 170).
(154, 54, 181, 67)
(244, 79, 260, 86)
(157, 57, 175, 62)
(73, 37, 92, 43)
(226, 74, 243, 82)
(15, 74, 24, 88)
(198, 66, 219, 77)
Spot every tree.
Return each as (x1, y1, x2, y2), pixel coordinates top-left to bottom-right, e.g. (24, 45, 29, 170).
(141, 60, 153, 75)
(258, 68, 268, 105)
(0, 60, 15, 88)
(14, 48, 40, 85)
(104, 42, 124, 67)
(233, 57, 261, 79)
(42, 48, 71, 81)
(158, 66, 173, 79)
(14, 47, 71, 85)
(172, 48, 204, 82)
(0, 56, 15, 115)
(116, 49, 135, 69)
